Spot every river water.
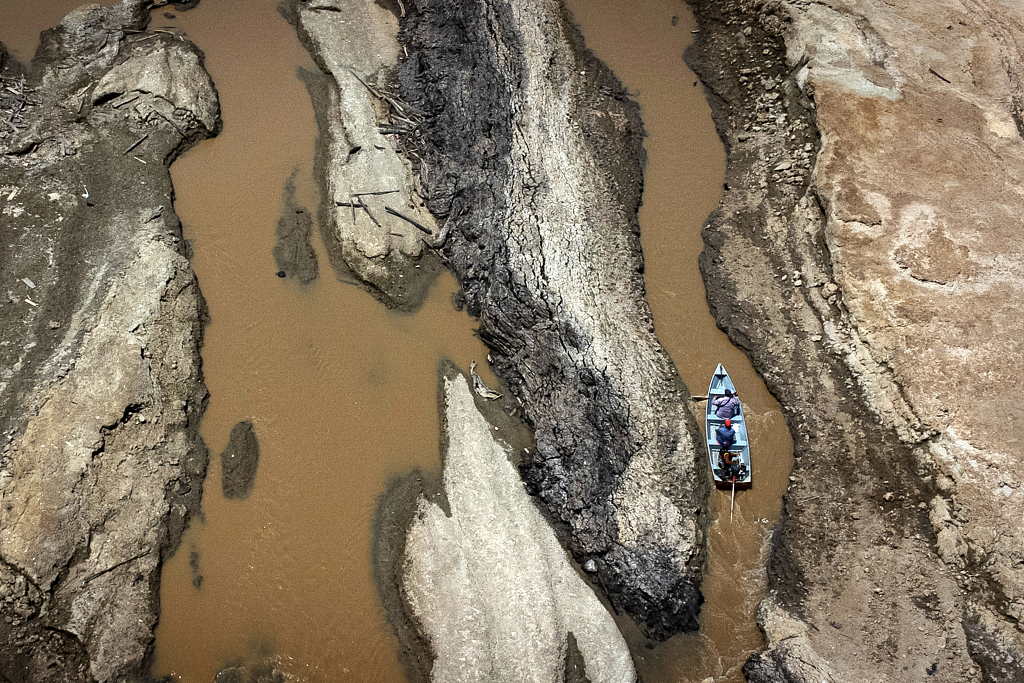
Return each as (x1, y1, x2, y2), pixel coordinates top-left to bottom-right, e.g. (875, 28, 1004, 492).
(562, 2, 793, 681)
(2, 2, 791, 682)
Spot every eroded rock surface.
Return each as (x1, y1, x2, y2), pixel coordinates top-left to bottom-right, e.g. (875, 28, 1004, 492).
(391, 369, 636, 683)
(686, 0, 1024, 680)
(396, 0, 709, 639)
(0, 2, 217, 680)
(285, 0, 439, 308)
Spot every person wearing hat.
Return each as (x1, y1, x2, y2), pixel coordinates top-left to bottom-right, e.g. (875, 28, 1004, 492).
(716, 418, 737, 476)
(713, 388, 741, 419)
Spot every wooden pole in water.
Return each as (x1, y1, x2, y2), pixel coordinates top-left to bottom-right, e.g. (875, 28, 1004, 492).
(731, 478, 736, 520)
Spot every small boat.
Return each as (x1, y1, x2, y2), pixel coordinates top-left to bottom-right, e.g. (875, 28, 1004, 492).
(706, 363, 751, 490)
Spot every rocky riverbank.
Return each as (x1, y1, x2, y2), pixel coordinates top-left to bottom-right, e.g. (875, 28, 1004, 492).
(686, 1, 1024, 681)
(0, 2, 216, 680)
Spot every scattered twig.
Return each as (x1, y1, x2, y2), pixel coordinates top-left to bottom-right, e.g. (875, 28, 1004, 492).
(83, 550, 150, 584)
(122, 134, 148, 155)
(385, 205, 432, 234)
(357, 197, 381, 227)
(397, 0, 406, 17)
(153, 108, 185, 137)
(929, 68, 951, 84)
(112, 94, 140, 108)
(353, 189, 398, 197)
(348, 69, 382, 100)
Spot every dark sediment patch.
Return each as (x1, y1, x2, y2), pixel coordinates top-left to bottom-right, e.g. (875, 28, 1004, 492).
(220, 421, 260, 500)
(563, 632, 594, 683)
(272, 170, 318, 284)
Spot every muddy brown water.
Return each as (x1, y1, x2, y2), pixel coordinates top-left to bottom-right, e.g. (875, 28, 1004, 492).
(3, 1, 791, 681)
(139, 4, 500, 682)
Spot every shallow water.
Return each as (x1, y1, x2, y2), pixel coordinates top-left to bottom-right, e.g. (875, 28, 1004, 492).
(140, 3, 501, 681)
(0, 0, 117, 63)
(563, 1, 793, 681)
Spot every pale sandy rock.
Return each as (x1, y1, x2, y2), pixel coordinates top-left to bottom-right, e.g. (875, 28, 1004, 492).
(402, 373, 636, 683)
(93, 42, 219, 131)
(294, 0, 436, 306)
(791, 0, 1024, 664)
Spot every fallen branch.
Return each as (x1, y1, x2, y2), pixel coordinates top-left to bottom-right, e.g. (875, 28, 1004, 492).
(385, 205, 432, 234)
(357, 197, 381, 227)
(83, 550, 150, 584)
(123, 134, 148, 155)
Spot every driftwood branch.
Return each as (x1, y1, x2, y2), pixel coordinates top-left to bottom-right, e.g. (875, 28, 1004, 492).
(357, 197, 381, 227)
(385, 206, 433, 234)
(123, 134, 148, 155)
(83, 550, 150, 584)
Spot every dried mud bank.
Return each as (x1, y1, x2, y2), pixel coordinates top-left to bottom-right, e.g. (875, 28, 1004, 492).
(393, 0, 710, 640)
(0, 2, 217, 681)
(379, 367, 637, 683)
(685, 1, 1024, 681)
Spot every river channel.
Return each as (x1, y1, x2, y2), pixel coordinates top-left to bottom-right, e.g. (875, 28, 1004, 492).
(564, 1, 792, 681)
(2, 2, 792, 681)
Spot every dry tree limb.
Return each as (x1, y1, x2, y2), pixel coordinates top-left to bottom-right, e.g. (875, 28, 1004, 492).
(123, 134, 148, 155)
(385, 205, 432, 234)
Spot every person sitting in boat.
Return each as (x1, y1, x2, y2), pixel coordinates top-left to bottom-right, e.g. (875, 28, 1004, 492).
(716, 418, 736, 463)
(713, 389, 741, 419)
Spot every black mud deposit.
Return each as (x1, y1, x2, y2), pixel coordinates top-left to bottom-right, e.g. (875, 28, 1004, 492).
(220, 420, 260, 500)
(395, 0, 704, 640)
